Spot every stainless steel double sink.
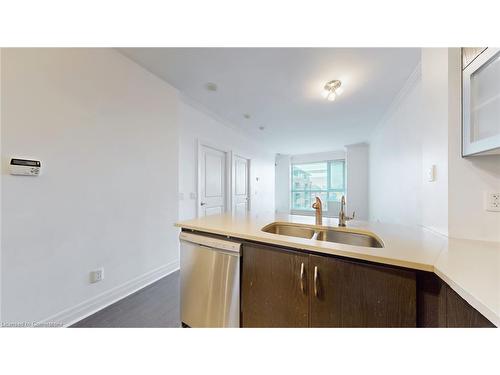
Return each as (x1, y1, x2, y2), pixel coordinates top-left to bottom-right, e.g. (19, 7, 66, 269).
(261, 222, 384, 248)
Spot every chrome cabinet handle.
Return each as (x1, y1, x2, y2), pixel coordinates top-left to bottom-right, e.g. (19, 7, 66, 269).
(300, 262, 305, 293)
(314, 266, 319, 297)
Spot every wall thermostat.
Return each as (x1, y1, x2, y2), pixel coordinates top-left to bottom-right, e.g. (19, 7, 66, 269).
(9, 158, 41, 176)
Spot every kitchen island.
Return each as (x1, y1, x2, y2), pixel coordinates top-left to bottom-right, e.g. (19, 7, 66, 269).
(176, 212, 499, 327)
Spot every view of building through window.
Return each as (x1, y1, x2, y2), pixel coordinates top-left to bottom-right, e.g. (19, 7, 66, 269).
(291, 160, 345, 212)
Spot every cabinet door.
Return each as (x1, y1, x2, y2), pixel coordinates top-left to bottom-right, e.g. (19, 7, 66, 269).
(462, 47, 500, 156)
(241, 243, 309, 327)
(309, 255, 417, 327)
(446, 286, 495, 328)
(462, 47, 486, 70)
(416, 272, 447, 327)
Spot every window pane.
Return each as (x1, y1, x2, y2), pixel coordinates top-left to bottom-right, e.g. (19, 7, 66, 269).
(291, 160, 345, 212)
(327, 191, 341, 202)
(292, 162, 327, 190)
(329, 160, 344, 191)
(292, 191, 307, 210)
(314, 191, 328, 209)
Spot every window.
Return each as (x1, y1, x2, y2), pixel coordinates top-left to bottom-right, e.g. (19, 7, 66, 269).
(291, 160, 345, 213)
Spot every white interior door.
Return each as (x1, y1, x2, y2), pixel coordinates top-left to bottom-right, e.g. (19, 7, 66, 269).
(232, 155, 250, 214)
(199, 145, 227, 217)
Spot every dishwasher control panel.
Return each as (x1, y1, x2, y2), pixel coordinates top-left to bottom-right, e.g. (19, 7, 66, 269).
(179, 231, 241, 253)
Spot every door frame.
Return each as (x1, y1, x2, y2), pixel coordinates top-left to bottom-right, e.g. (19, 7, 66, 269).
(196, 139, 232, 218)
(231, 152, 251, 213)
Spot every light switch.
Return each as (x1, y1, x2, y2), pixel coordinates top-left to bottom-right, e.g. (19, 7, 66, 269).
(427, 165, 436, 182)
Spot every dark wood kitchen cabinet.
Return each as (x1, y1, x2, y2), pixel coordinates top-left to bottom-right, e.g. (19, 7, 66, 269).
(446, 286, 495, 327)
(241, 243, 309, 327)
(241, 243, 417, 328)
(309, 255, 416, 327)
(417, 272, 495, 328)
(240, 241, 495, 328)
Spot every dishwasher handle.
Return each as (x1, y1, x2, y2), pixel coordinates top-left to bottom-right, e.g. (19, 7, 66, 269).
(179, 232, 241, 253)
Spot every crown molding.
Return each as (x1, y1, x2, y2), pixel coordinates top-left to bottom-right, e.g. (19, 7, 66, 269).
(179, 94, 276, 154)
(371, 61, 422, 138)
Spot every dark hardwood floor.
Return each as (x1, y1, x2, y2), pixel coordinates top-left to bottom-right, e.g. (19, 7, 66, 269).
(71, 271, 180, 328)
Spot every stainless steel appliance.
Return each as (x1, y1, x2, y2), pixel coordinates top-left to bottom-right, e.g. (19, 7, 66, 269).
(180, 231, 240, 328)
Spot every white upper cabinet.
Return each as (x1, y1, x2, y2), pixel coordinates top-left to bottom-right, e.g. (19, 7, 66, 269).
(462, 47, 500, 156)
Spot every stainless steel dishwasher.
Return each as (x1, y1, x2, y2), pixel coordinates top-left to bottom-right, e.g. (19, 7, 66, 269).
(180, 231, 241, 328)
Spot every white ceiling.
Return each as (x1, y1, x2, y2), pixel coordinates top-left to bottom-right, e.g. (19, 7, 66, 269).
(119, 48, 420, 154)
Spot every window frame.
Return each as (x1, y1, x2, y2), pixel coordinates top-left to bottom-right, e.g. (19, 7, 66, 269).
(290, 158, 346, 216)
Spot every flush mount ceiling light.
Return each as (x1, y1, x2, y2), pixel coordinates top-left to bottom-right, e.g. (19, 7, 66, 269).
(322, 80, 344, 101)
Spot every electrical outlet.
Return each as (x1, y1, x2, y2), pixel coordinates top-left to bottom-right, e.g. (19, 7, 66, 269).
(90, 268, 104, 283)
(484, 192, 500, 212)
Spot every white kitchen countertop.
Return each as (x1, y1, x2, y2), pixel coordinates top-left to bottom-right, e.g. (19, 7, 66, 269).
(434, 238, 500, 327)
(175, 212, 500, 326)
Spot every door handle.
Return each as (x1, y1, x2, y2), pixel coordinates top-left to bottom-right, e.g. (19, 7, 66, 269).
(200, 202, 206, 206)
(300, 262, 305, 293)
(314, 266, 319, 297)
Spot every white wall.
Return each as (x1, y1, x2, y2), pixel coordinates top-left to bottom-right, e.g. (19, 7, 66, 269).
(370, 48, 500, 242)
(446, 49, 500, 242)
(346, 143, 369, 220)
(0, 48, 3, 323)
(369, 66, 423, 226)
(370, 52, 450, 234)
(1, 48, 180, 324)
(291, 150, 346, 164)
(275, 154, 290, 214)
(421, 49, 450, 236)
(178, 97, 275, 221)
(420, 48, 500, 241)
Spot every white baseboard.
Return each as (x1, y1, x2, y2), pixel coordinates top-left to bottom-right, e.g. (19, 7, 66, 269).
(38, 260, 180, 327)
